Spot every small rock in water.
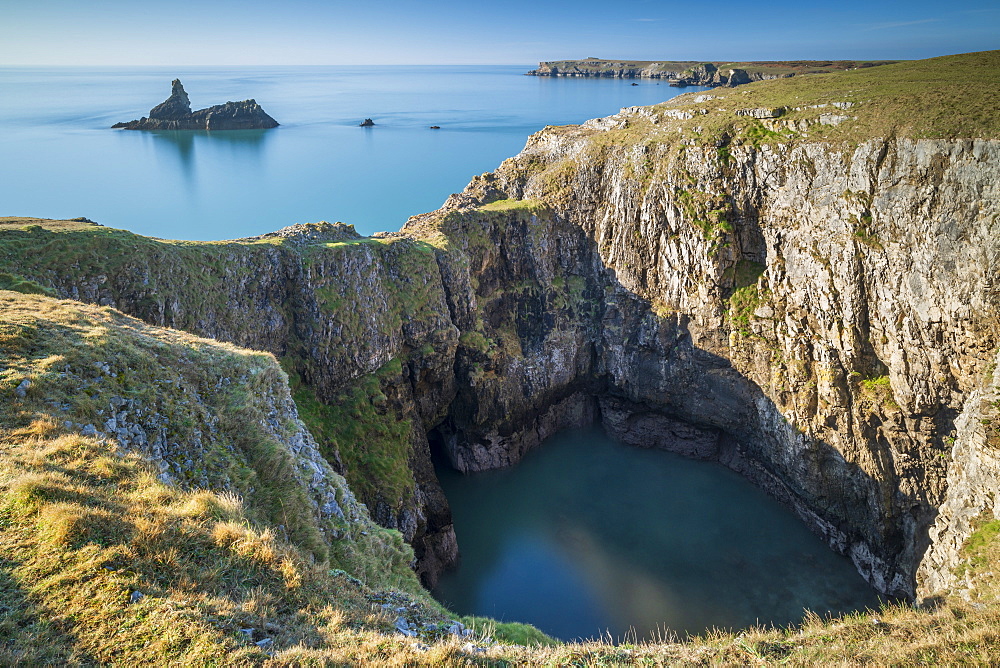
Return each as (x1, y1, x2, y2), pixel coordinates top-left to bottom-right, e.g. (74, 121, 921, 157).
(359, 118, 375, 127)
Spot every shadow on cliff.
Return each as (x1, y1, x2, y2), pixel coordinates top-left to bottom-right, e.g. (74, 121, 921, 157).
(424, 202, 935, 601)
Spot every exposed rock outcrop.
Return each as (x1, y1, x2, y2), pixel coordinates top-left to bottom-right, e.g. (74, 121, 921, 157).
(112, 79, 279, 131)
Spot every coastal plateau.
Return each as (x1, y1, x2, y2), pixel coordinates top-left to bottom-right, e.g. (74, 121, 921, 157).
(526, 58, 897, 86)
(2, 50, 1000, 664)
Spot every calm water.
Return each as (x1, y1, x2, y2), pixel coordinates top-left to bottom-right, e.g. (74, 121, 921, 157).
(0, 66, 704, 240)
(433, 429, 883, 642)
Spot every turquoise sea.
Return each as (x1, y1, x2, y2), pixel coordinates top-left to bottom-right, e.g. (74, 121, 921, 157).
(0, 66, 705, 240)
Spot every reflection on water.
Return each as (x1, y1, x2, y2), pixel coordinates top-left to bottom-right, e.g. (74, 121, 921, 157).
(145, 129, 272, 181)
(433, 429, 884, 642)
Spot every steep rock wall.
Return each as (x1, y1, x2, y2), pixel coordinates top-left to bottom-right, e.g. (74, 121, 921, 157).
(436, 121, 1000, 598)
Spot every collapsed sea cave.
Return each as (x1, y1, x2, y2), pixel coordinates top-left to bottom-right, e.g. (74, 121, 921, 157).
(427, 410, 888, 641)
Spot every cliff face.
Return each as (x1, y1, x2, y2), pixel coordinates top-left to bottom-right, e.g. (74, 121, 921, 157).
(112, 79, 279, 131)
(6, 54, 1000, 600)
(527, 60, 766, 86)
(0, 220, 463, 586)
(450, 122, 999, 598)
(526, 59, 895, 86)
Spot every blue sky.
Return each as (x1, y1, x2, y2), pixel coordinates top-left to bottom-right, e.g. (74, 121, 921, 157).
(3, 0, 998, 65)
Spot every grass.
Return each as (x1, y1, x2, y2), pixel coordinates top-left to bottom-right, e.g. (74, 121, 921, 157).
(523, 52, 1000, 164)
(0, 290, 469, 664)
(288, 360, 416, 507)
(858, 375, 900, 411)
(657, 50, 1000, 144)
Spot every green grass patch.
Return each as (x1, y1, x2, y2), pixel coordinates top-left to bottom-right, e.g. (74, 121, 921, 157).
(858, 375, 899, 410)
(662, 51, 1000, 144)
(461, 616, 559, 647)
(288, 361, 415, 508)
(477, 198, 545, 212)
(0, 272, 53, 296)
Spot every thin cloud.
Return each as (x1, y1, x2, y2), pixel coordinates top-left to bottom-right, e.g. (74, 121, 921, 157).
(862, 18, 942, 31)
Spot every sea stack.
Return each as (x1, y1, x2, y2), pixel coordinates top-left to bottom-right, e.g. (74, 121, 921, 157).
(112, 79, 279, 131)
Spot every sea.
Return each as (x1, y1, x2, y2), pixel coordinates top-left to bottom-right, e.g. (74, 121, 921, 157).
(434, 429, 884, 642)
(0, 66, 705, 240)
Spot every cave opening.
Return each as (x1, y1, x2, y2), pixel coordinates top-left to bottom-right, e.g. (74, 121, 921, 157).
(429, 424, 886, 642)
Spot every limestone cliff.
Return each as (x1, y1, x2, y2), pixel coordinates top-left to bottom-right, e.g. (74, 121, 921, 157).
(526, 59, 895, 86)
(443, 130, 998, 599)
(5, 52, 1000, 601)
(112, 79, 279, 131)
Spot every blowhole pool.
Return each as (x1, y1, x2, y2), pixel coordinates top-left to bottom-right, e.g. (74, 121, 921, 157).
(432, 428, 885, 642)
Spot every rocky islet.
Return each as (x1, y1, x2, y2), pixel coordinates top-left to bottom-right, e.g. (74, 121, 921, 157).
(112, 79, 279, 131)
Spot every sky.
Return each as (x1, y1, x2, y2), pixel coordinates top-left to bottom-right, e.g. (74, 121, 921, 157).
(2, 0, 998, 66)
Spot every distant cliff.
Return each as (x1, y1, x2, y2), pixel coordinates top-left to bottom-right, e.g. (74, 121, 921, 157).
(112, 79, 279, 131)
(526, 58, 896, 87)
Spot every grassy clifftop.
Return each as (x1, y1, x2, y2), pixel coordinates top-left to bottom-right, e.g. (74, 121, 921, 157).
(0, 291, 462, 663)
(657, 50, 1000, 141)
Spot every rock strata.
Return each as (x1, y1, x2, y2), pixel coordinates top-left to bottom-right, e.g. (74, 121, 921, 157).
(112, 79, 279, 131)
